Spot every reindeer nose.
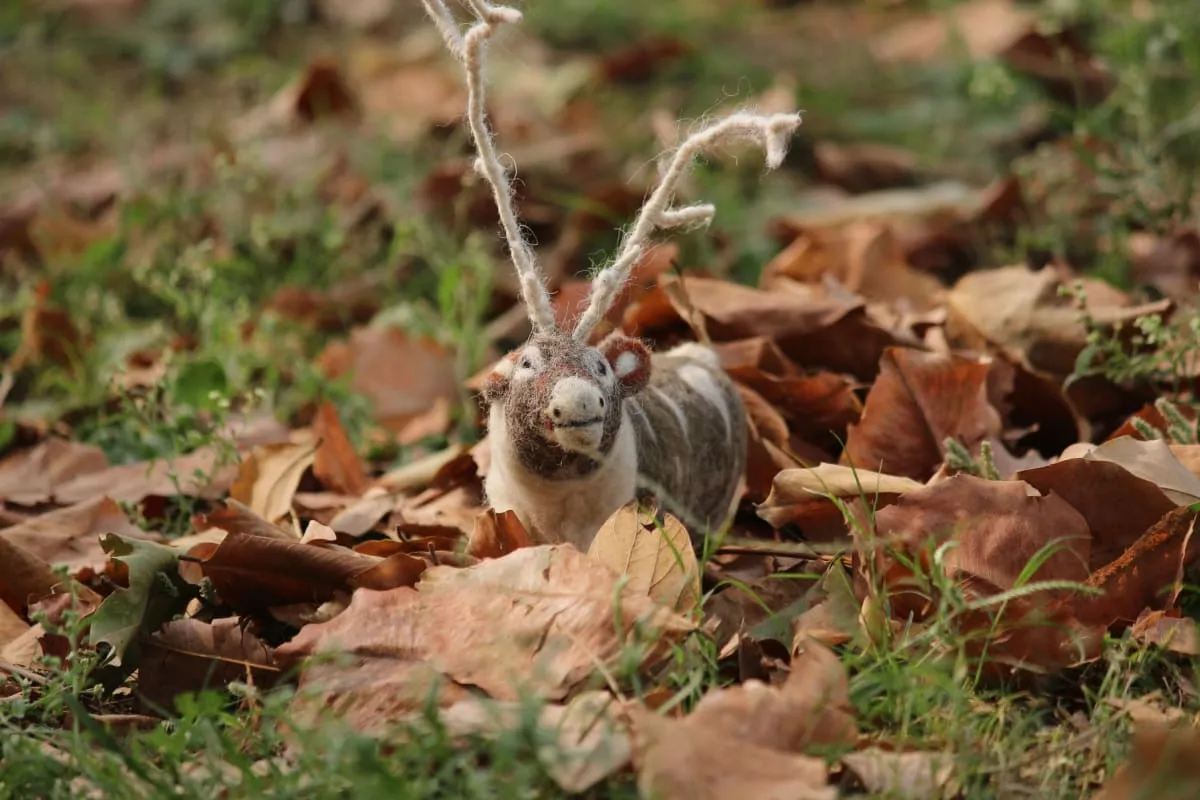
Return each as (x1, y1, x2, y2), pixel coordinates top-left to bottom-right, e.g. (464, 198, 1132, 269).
(546, 376, 606, 426)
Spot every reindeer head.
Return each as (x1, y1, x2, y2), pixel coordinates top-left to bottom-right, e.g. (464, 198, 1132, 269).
(483, 329, 650, 479)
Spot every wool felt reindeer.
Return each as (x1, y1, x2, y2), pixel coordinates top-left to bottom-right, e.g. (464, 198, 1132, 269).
(423, 0, 803, 551)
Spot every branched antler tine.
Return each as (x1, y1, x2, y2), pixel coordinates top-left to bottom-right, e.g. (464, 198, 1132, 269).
(572, 111, 803, 342)
(422, 0, 558, 333)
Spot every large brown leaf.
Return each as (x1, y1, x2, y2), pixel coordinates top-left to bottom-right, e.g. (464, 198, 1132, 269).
(842, 347, 1001, 481)
(276, 545, 693, 706)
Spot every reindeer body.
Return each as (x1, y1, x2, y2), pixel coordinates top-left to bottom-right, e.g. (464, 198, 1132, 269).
(484, 331, 747, 551)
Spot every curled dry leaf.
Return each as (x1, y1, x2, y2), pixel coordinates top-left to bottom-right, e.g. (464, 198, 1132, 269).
(0, 496, 153, 573)
(759, 463, 922, 533)
(0, 599, 30, 650)
(312, 402, 370, 497)
(588, 503, 701, 614)
(0, 438, 108, 505)
(1130, 609, 1200, 657)
(842, 347, 1001, 482)
(1083, 505, 1200, 629)
(276, 545, 694, 711)
(195, 500, 295, 541)
(466, 508, 533, 559)
(1017, 458, 1176, 570)
(629, 641, 855, 800)
(945, 264, 1171, 378)
(873, 474, 1092, 592)
(1094, 723, 1200, 800)
(0, 535, 101, 617)
(318, 326, 459, 435)
(230, 436, 318, 528)
(652, 276, 900, 380)
(1060, 437, 1200, 506)
(137, 617, 279, 715)
(199, 531, 378, 612)
(764, 222, 942, 314)
(437, 691, 630, 793)
(299, 520, 338, 545)
(839, 749, 956, 800)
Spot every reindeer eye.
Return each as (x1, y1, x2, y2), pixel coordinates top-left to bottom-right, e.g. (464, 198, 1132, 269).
(595, 358, 608, 376)
(520, 358, 532, 369)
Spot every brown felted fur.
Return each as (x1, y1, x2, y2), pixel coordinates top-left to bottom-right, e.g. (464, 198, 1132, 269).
(484, 330, 746, 550)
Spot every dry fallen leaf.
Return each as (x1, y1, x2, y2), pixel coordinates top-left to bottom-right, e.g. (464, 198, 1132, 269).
(870, 0, 1034, 63)
(1060, 437, 1200, 506)
(1130, 609, 1200, 657)
(1094, 723, 1200, 800)
(1017, 458, 1177, 571)
(466, 508, 533, 559)
(0, 599, 30, 650)
(0, 497, 154, 573)
(840, 749, 956, 799)
(229, 436, 319, 528)
(1083, 505, 1200, 629)
(312, 402, 370, 498)
(841, 347, 1001, 482)
(629, 641, 855, 800)
(317, 326, 459, 434)
(436, 691, 630, 793)
(0, 438, 109, 506)
(199, 532, 378, 612)
(759, 463, 923, 530)
(137, 617, 280, 715)
(648, 275, 901, 380)
(588, 503, 701, 614)
(0, 535, 101, 618)
(53, 446, 239, 506)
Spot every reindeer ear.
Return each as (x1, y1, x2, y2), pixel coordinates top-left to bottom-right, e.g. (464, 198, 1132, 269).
(599, 333, 651, 396)
(482, 351, 519, 403)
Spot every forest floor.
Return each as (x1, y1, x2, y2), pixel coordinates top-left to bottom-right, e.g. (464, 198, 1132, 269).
(3, 0, 1200, 797)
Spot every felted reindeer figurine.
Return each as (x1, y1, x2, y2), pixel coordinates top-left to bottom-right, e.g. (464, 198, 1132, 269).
(423, 0, 802, 551)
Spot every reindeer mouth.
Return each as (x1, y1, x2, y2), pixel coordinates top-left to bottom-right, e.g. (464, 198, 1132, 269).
(552, 417, 603, 430)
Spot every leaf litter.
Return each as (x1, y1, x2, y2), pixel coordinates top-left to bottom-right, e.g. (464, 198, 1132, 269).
(5, 0, 1200, 797)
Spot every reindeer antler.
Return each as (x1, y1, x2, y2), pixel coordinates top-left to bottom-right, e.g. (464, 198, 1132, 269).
(424, 0, 803, 342)
(422, 0, 557, 333)
(571, 112, 802, 342)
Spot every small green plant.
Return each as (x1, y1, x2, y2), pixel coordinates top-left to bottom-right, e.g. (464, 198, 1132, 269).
(1063, 281, 1200, 397)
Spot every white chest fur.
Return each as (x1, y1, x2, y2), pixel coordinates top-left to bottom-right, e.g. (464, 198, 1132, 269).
(484, 404, 638, 550)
